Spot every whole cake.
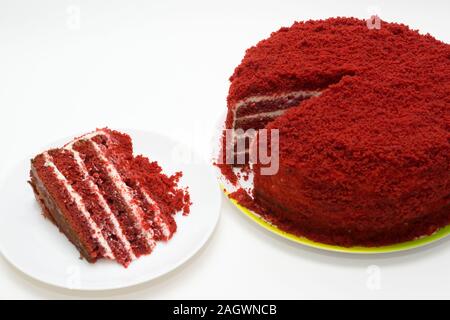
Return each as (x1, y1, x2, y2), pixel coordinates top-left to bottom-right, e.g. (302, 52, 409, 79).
(223, 17, 450, 247)
(30, 128, 191, 267)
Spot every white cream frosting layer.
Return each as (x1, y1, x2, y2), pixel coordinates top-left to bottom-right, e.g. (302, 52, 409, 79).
(140, 185, 171, 239)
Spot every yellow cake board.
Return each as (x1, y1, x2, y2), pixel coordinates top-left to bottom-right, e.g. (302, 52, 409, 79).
(223, 187, 450, 254)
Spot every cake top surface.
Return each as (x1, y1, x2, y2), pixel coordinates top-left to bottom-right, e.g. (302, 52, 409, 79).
(228, 17, 450, 105)
(228, 18, 449, 169)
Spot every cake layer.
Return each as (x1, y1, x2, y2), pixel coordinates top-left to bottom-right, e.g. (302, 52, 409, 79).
(234, 91, 320, 118)
(234, 112, 283, 132)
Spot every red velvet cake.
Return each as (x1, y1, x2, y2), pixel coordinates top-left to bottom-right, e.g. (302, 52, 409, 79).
(222, 17, 450, 247)
(29, 128, 191, 267)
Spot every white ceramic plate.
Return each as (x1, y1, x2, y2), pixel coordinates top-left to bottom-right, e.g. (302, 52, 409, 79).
(0, 129, 221, 290)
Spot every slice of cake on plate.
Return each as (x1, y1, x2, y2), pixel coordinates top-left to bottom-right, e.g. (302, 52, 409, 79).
(29, 128, 191, 267)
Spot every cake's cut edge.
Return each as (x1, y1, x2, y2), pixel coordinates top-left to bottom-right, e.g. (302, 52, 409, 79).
(29, 160, 101, 263)
(29, 128, 192, 267)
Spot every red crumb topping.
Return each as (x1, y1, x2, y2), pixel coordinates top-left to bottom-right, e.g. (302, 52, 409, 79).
(132, 155, 191, 217)
(229, 188, 263, 215)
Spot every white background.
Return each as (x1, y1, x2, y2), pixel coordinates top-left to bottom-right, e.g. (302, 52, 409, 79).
(0, 0, 449, 299)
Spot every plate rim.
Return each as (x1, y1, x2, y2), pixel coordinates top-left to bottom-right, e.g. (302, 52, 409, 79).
(0, 129, 221, 291)
(0, 217, 220, 291)
(222, 185, 450, 254)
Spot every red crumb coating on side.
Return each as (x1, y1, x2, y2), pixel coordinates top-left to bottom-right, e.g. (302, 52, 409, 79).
(72, 139, 153, 257)
(215, 128, 239, 185)
(96, 129, 173, 238)
(48, 149, 133, 266)
(229, 188, 264, 215)
(132, 155, 191, 218)
(31, 153, 103, 261)
(218, 165, 237, 184)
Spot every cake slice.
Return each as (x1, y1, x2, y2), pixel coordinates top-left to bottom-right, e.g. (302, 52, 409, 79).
(29, 128, 191, 267)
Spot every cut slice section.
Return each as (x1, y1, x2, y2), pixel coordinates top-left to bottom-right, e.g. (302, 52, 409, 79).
(29, 128, 191, 267)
